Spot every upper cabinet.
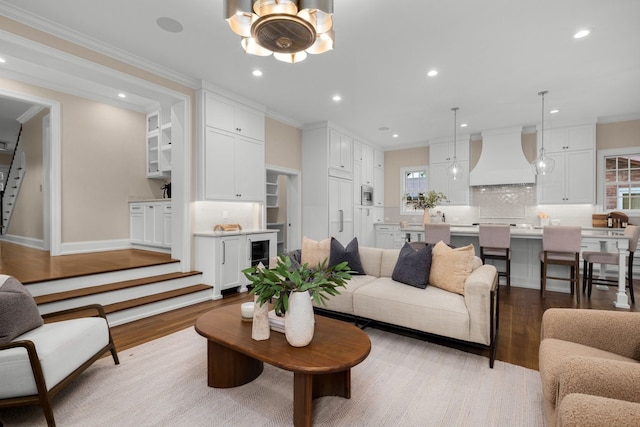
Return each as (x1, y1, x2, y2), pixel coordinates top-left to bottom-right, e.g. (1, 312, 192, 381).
(197, 89, 266, 202)
(429, 136, 470, 205)
(204, 93, 264, 141)
(146, 110, 171, 179)
(329, 129, 353, 177)
(537, 124, 595, 204)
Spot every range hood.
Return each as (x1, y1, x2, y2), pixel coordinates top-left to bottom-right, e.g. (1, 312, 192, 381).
(470, 127, 535, 186)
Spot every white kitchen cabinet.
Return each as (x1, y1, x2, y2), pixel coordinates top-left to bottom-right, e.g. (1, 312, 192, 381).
(537, 124, 595, 204)
(146, 111, 171, 179)
(329, 129, 353, 177)
(129, 200, 171, 249)
(204, 92, 264, 141)
(195, 231, 277, 300)
(430, 161, 470, 205)
(374, 149, 384, 169)
(375, 224, 403, 249)
(373, 166, 384, 207)
(354, 206, 375, 247)
(429, 136, 470, 206)
(361, 143, 374, 186)
(204, 127, 264, 201)
(329, 176, 354, 246)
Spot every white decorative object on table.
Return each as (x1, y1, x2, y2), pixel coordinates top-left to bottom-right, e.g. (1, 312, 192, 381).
(240, 302, 254, 321)
(285, 290, 315, 347)
(251, 296, 270, 341)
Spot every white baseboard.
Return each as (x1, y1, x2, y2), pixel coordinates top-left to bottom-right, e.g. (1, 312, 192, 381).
(59, 239, 131, 255)
(1, 234, 44, 249)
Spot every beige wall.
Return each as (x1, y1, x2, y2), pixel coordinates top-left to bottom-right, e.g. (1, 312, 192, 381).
(265, 117, 302, 170)
(7, 109, 47, 239)
(596, 119, 640, 150)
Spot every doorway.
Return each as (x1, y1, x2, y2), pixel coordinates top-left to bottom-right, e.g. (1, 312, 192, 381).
(265, 165, 302, 253)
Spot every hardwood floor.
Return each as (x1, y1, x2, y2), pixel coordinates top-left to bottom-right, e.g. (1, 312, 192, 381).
(3, 240, 636, 371)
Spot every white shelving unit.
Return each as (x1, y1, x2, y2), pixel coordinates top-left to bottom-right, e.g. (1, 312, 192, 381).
(268, 222, 286, 254)
(146, 110, 171, 179)
(266, 170, 279, 208)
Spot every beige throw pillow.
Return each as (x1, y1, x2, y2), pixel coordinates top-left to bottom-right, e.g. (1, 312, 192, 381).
(429, 241, 475, 295)
(301, 236, 331, 267)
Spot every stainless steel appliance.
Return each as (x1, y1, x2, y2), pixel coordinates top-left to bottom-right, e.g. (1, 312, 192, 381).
(361, 185, 373, 206)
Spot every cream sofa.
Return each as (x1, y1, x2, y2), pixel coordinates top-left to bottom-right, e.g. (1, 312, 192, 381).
(315, 246, 499, 367)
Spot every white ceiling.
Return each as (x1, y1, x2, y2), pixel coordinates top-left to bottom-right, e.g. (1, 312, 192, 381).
(1, 0, 639, 150)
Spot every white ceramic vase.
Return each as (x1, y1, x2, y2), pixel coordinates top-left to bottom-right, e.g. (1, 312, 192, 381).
(423, 209, 431, 225)
(285, 290, 315, 347)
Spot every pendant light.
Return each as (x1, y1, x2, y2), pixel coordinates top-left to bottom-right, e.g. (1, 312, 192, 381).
(447, 107, 463, 181)
(531, 90, 555, 175)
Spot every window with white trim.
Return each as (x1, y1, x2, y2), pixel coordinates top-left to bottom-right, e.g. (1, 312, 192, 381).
(604, 153, 640, 210)
(400, 166, 428, 215)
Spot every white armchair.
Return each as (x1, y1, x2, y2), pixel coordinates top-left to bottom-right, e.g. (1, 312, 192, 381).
(0, 276, 119, 427)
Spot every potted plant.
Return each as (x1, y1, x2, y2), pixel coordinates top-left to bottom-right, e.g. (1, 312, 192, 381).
(404, 190, 446, 223)
(242, 255, 352, 346)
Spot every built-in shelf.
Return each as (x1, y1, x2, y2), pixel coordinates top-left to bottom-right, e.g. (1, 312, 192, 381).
(266, 171, 279, 208)
(267, 222, 285, 254)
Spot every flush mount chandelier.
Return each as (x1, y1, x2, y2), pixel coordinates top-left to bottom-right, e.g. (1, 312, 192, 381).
(224, 0, 334, 63)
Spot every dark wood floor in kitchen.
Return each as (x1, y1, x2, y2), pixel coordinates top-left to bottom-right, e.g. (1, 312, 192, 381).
(2, 241, 636, 371)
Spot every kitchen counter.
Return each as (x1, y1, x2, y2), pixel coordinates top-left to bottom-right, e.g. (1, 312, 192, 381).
(194, 229, 275, 237)
(129, 198, 170, 203)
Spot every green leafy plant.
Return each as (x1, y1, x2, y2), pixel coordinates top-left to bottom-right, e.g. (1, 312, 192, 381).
(404, 190, 446, 210)
(242, 255, 352, 316)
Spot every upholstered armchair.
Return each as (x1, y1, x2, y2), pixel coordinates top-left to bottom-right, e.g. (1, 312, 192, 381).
(0, 275, 119, 426)
(539, 308, 640, 427)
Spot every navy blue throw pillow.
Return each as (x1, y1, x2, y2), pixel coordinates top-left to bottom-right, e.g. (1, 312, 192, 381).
(329, 237, 365, 274)
(391, 242, 433, 289)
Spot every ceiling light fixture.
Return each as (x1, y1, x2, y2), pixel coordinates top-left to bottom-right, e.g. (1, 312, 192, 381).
(427, 69, 438, 77)
(549, 109, 559, 114)
(332, 94, 341, 101)
(0, 57, 6, 63)
(532, 90, 555, 176)
(447, 107, 463, 181)
(252, 69, 263, 76)
(574, 29, 590, 39)
(224, 0, 334, 64)
(118, 93, 126, 98)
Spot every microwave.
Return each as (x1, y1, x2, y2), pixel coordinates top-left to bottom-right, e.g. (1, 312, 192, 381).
(361, 185, 374, 206)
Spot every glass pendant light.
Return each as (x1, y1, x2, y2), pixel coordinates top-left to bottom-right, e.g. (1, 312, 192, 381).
(532, 91, 555, 175)
(447, 107, 463, 181)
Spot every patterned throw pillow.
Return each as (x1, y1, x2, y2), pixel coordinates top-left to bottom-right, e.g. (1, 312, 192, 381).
(391, 242, 433, 289)
(329, 237, 365, 274)
(0, 275, 44, 345)
(429, 241, 475, 295)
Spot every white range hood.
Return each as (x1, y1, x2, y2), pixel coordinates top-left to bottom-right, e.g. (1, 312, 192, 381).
(470, 127, 535, 186)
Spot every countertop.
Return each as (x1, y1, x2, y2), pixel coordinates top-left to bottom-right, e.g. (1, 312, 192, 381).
(194, 229, 277, 237)
(129, 198, 170, 203)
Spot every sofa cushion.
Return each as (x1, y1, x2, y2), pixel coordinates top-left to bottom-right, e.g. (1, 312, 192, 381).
(429, 242, 475, 295)
(329, 237, 365, 274)
(539, 338, 636, 406)
(358, 247, 384, 277)
(301, 236, 330, 267)
(353, 277, 470, 342)
(0, 275, 44, 345)
(380, 249, 402, 278)
(391, 242, 433, 289)
(313, 274, 378, 315)
(0, 317, 109, 399)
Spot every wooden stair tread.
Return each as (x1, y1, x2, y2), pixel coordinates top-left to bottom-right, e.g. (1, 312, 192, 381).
(103, 284, 213, 314)
(34, 271, 202, 305)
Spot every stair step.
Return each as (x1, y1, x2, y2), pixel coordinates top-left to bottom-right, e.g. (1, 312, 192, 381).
(103, 284, 213, 315)
(33, 271, 202, 305)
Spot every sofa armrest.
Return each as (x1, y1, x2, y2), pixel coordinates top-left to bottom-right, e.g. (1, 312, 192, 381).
(464, 264, 497, 345)
(557, 357, 640, 406)
(542, 308, 640, 360)
(558, 393, 640, 427)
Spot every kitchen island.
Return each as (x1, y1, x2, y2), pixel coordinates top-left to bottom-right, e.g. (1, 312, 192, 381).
(376, 223, 632, 309)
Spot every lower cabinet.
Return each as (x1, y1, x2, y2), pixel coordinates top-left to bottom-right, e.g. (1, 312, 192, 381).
(354, 206, 375, 247)
(195, 231, 277, 300)
(129, 201, 171, 250)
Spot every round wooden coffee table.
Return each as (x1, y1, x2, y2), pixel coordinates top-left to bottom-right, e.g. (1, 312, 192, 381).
(195, 303, 371, 427)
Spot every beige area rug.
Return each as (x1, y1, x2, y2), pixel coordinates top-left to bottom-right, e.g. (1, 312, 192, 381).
(0, 327, 544, 426)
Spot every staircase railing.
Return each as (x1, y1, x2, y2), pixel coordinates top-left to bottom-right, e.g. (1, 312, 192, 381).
(1, 125, 24, 235)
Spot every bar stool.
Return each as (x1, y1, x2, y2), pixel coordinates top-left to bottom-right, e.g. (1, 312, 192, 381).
(540, 226, 582, 302)
(582, 225, 640, 303)
(424, 223, 450, 245)
(479, 224, 511, 291)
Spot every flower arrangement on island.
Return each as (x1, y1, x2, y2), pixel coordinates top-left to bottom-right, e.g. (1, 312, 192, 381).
(404, 190, 447, 211)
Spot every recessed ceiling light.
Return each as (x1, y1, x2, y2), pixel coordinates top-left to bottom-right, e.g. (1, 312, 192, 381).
(332, 95, 342, 102)
(392, 134, 399, 138)
(460, 123, 468, 128)
(118, 93, 126, 98)
(427, 69, 438, 77)
(156, 17, 183, 33)
(0, 57, 6, 63)
(252, 69, 263, 77)
(574, 29, 590, 39)
(550, 109, 559, 114)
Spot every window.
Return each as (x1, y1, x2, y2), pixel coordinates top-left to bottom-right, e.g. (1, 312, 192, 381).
(400, 166, 428, 215)
(601, 151, 640, 211)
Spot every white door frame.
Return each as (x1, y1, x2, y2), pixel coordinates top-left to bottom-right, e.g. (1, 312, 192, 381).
(265, 164, 302, 251)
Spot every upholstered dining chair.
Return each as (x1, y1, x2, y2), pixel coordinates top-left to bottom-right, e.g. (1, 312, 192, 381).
(479, 224, 512, 291)
(582, 225, 640, 303)
(540, 226, 582, 302)
(423, 223, 450, 245)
